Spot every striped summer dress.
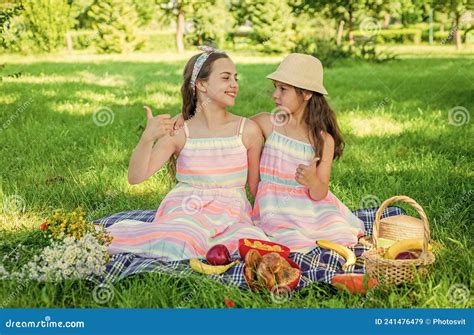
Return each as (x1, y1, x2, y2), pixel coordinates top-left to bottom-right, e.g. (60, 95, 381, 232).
(106, 117, 269, 261)
(252, 128, 365, 254)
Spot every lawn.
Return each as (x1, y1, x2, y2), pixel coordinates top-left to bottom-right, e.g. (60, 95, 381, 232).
(0, 46, 472, 308)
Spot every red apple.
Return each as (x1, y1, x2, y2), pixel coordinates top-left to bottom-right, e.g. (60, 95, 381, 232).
(395, 251, 418, 260)
(206, 244, 231, 265)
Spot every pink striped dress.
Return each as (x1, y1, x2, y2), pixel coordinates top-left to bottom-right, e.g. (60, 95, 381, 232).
(252, 127, 365, 254)
(107, 117, 269, 261)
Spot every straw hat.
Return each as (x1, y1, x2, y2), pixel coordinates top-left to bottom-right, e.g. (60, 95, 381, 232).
(266, 53, 328, 95)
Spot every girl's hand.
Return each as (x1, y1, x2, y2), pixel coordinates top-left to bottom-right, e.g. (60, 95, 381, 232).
(142, 106, 172, 141)
(171, 114, 185, 136)
(295, 157, 320, 187)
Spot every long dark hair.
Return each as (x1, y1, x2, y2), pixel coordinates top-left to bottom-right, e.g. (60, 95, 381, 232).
(181, 52, 230, 120)
(167, 51, 230, 181)
(295, 88, 345, 162)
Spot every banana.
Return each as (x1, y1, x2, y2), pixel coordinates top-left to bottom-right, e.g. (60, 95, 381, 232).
(316, 240, 357, 270)
(189, 258, 239, 275)
(384, 239, 433, 260)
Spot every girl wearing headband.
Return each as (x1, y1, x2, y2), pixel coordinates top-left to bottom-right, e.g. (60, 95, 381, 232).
(105, 47, 269, 261)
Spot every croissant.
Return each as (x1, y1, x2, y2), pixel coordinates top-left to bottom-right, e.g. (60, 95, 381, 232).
(244, 251, 299, 290)
(244, 249, 262, 290)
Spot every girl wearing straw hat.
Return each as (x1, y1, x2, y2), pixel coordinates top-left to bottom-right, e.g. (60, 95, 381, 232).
(251, 53, 365, 253)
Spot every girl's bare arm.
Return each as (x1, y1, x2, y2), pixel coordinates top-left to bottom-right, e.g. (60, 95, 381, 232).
(243, 119, 265, 198)
(128, 107, 176, 185)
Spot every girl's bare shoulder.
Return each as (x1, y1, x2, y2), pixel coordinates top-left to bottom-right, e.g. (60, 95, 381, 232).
(250, 112, 273, 138)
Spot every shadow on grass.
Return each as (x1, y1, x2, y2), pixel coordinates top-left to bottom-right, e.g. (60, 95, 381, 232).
(0, 58, 471, 220)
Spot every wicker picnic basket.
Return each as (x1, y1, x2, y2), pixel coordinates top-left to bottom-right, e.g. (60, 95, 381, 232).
(362, 195, 436, 286)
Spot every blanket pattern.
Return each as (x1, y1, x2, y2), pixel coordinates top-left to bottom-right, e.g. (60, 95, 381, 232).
(89, 206, 404, 290)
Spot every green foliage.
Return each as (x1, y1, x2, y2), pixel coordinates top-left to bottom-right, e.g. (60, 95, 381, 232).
(2, 0, 73, 53)
(87, 0, 146, 53)
(186, 0, 234, 48)
(292, 37, 351, 67)
(353, 28, 423, 44)
(353, 40, 397, 63)
(69, 0, 95, 29)
(244, 0, 296, 53)
(132, 0, 156, 27)
(388, 0, 429, 26)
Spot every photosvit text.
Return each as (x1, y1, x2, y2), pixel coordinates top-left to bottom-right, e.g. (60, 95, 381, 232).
(374, 318, 467, 326)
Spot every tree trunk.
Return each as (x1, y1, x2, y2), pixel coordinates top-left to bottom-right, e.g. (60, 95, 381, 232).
(454, 12, 462, 50)
(348, 9, 354, 45)
(176, 9, 185, 53)
(65, 31, 73, 52)
(336, 20, 344, 46)
(383, 14, 390, 29)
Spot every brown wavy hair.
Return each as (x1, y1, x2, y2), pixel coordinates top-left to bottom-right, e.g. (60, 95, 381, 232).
(295, 88, 345, 163)
(167, 51, 230, 182)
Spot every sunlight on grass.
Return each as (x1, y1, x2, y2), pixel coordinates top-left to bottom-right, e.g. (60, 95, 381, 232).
(346, 115, 404, 137)
(73, 90, 126, 104)
(53, 101, 94, 114)
(150, 91, 177, 108)
(381, 44, 474, 58)
(0, 94, 19, 104)
(3, 72, 128, 87)
(77, 71, 129, 87)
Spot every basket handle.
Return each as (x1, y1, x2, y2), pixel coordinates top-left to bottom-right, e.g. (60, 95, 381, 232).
(373, 195, 431, 252)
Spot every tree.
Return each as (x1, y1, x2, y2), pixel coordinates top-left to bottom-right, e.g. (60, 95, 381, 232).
(159, 0, 195, 53)
(303, 0, 367, 45)
(435, 0, 472, 49)
(133, 0, 156, 27)
(88, 0, 145, 53)
(187, 1, 233, 47)
(0, 2, 24, 49)
(7, 0, 74, 52)
(239, 0, 295, 53)
(69, 0, 94, 29)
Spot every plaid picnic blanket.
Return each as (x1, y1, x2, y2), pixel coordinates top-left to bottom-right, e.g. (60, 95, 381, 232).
(90, 206, 404, 290)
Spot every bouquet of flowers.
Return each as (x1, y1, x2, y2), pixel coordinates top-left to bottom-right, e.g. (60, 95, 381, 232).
(40, 207, 112, 245)
(21, 208, 113, 281)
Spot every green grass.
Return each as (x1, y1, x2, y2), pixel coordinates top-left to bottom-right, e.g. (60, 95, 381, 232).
(0, 47, 472, 308)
